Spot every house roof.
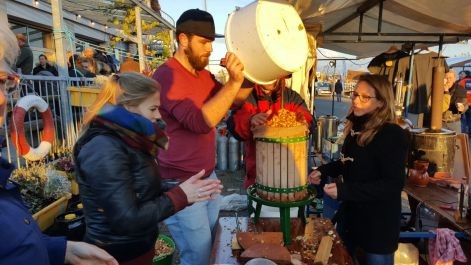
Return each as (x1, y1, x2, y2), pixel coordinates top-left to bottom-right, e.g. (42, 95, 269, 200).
(289, 0, 471, 58)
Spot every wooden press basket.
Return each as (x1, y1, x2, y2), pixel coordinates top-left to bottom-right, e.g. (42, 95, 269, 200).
(253, 124, 309, 202)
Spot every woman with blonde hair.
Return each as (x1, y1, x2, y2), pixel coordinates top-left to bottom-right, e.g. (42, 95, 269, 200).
(73, 72, 223, 265)
(0, 19, 118, 265)
(308, 74, 409, 265)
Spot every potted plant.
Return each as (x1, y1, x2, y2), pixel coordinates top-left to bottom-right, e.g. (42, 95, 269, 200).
(11, 163, 72, 230)
(53, 155, 79, 195)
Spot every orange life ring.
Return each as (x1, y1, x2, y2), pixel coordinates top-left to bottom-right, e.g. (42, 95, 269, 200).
(10, 95, 55, 161)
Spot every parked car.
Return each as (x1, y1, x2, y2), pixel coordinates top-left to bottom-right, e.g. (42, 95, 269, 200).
(315, 82, 333, 96)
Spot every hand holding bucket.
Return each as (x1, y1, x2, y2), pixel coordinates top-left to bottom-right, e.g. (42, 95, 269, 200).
(220, 52, 244, 86)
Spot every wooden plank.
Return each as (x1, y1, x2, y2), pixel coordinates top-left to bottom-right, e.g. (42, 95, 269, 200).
(288, 142, 295, 201)
(300, 140, 308, 199)
(304, 217, 316, 241)
(262, 141, 268, 199)
(266, 142, 275, 201)
(210, 217, 355, 265)
(314, 236, 333, 265)
(274, 142, 281, 202)
(240, 243, 291, 264)
(281, 142, 288, 202)
(256, 141, 264, 198)
(294, 141, 301, 201)
(232, 234, 241, 250)
(236, 232, 283, 249)
(404, 182, 471, 236)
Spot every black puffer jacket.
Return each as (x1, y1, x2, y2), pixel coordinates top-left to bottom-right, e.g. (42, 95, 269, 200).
(73, 125, 187, 262)
(319, 122, 409, 254)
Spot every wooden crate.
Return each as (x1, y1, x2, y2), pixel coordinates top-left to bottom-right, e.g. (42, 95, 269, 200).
(253, 125, 309, 202)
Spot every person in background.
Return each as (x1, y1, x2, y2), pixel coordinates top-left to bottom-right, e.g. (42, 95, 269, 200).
(119, 54, 140, 73)
(152, 8, 251, 265)
(69, 57, 96, 78)
(442, 70, 468, 133)
(95, 50, 117, 74)
(33, 54, 58, 76)
(68, 56, 96, 87)
(335, 77, 343, 102)
(15, 33, 33, 75)
(457, 70, 471, 134)
(0, 19, 118, 265)
(73, 72, 223, 265)
(95, 61, 112, 76)
(82, 47, 97, 75)
(227, 78, 314, 189)
(308, 74, 409, 265)
(458, 70, 470, 81)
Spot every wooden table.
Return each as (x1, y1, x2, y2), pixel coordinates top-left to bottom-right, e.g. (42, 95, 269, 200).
(210, 217, 354, 265)
(404, 181, 471, 236)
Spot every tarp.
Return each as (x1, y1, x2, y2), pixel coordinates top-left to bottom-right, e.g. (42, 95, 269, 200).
(346, 69, 369, 81)
(287, 0, 471, 58)
(447, 57, 471, 68)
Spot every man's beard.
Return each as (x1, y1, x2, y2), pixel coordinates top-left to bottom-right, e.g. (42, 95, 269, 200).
(184, 45, 209, 71)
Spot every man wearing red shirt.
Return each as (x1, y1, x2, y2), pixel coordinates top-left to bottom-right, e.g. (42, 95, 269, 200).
(152, 9, 251, 265)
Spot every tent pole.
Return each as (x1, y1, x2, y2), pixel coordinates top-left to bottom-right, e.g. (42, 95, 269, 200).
(438, 35, 444, 57)
(377, 0, 383, 33)
(404, 43, 415, 118)
(331, 61, 336, 116)
(358, 13, 363, 41)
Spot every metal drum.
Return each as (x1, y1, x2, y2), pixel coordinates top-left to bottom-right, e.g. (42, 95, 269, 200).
(410, 128, 456, 175)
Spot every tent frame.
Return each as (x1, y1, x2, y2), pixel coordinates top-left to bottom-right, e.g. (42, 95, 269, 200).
(321, 0, 471, 47)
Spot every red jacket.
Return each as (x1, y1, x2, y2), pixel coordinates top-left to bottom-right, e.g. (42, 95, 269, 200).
(458, 77, 471, 104)
(227, 80, 314, 188)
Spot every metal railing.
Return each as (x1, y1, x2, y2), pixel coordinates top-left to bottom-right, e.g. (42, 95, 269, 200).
(2, 75, 99, 167)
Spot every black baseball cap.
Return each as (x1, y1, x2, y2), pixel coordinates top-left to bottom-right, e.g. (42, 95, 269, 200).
(176, 9, 223, 40)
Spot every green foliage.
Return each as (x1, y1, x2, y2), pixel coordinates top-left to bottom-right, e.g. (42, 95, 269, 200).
(44, 171, 71, 200)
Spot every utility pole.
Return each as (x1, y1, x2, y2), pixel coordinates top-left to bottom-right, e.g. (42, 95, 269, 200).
(51, 0, 74, 145)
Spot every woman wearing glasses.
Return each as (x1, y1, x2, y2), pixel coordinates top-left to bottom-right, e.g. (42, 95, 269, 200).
(308, 74, 409, 265)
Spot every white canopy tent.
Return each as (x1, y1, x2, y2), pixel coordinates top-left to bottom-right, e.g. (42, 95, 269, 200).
(288, 0, 471, 58)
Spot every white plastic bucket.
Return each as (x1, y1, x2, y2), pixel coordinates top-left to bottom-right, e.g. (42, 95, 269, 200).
(225, 0, 309, 85)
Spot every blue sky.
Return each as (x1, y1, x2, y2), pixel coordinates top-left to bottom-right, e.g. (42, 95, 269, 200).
(159, 0, 254, 68)
(159, 0, 254, 35)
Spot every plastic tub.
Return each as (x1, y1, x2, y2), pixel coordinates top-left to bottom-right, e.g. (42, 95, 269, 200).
(153, 234, 175, 265)
(225, 0, 308, 84)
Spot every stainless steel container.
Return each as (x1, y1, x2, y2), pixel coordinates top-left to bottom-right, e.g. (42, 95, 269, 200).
(216, 134, 228, 171)
(409, 128, 456, 175)
(316, 115, 339, 152)
(228, 136, 240, 172)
